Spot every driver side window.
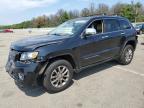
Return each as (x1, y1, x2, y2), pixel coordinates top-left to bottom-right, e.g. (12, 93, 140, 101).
(88, 20, 103, 34)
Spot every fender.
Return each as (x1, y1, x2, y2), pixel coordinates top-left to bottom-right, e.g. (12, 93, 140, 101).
(38, 51, 79, 75)
(119, 36, 138, 56)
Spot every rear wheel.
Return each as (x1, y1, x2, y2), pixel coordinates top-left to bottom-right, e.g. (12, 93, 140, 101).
(118, 45, 134, 65)
(43, 60, 73, 93)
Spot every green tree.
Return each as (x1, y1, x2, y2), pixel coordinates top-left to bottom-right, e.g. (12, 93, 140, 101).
(121, 4, 135, 22)
(134, 2, 142, 22)
(56, 9, 70, 24)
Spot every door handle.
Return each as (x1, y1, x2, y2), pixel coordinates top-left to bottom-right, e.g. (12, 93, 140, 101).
(102, 35, 109, 39)
(121, 32, 125, 35)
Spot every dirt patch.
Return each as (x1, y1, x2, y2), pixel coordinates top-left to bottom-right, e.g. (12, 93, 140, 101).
(76, 103, 83, 108)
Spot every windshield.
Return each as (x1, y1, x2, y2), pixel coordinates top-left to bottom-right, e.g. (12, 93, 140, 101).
(135, 24, 142, 29)
(49, 19, 89, 36)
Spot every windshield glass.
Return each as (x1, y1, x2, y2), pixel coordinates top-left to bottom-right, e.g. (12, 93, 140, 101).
(49, 19, 89, 36)
(135, 24, 142, 29)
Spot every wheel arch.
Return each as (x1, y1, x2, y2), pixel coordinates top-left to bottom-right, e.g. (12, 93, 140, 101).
(125, 40, 137, 50)
(36, 54, 77, 85)
(119, 38, 137, 58)
(40, 53, 77, 74)
(47, 54, 77, 70)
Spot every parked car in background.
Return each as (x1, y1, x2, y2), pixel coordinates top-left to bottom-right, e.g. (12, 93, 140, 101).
(5, 16, 138, 93)
(134, 23, 144, 35)
(0, 29, 13, 33)
(4, 29, 13, 33)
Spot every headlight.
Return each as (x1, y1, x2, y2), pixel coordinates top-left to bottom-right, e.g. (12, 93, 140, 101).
(20, 52, 38, 61)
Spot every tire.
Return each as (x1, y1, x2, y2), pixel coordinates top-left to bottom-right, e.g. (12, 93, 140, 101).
(118, 45, 134, 65)
(43, 60, 73, 93)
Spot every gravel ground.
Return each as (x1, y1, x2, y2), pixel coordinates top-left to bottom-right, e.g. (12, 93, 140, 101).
(0, 31, 144, 108)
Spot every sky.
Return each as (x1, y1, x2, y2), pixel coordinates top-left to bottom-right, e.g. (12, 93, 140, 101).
(0, 0, 143, 25)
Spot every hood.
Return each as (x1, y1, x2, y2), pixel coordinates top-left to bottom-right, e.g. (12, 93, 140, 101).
(11, 34, 68, 51)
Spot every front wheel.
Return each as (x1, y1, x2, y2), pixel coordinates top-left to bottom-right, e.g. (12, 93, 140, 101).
(43, 60, 73, 93)
(118, 45, 134, 65)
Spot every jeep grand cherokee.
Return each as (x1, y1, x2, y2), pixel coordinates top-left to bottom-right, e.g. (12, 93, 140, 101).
(5, 16, 138, 92)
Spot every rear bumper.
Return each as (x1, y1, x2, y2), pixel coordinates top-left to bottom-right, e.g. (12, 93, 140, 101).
(5, 60, 46, 87)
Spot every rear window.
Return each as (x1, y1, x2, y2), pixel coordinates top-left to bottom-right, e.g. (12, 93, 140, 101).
(104, 19, 120, 32)
(119, 20, 131, 30)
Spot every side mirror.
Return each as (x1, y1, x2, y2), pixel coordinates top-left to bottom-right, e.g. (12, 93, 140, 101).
(84, 28, 96, 37)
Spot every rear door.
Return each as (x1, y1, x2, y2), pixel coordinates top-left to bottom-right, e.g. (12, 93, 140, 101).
(118, 19, 135, 40)
(102, 18, 123, 58)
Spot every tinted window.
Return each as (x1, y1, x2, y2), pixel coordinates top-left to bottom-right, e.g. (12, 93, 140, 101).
(104, 19, 120, 32)
(119, 20, 131, 30)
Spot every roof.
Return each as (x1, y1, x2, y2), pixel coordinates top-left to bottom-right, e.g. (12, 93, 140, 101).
(89, 15, 124, 19)
(74, 15, 126, 21)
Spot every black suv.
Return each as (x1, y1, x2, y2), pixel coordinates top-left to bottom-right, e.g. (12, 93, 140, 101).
(5, 16, 137, 92)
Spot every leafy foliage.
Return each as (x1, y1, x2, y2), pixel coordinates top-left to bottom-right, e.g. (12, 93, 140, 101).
(0, 1, 144, 29)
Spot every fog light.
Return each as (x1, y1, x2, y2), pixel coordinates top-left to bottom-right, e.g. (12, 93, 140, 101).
(18, 73, 24, 80)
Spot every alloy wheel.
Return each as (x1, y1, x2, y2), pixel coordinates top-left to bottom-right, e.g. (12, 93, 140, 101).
(125, 48, 133, 62)
(50, 65, 70, 88)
